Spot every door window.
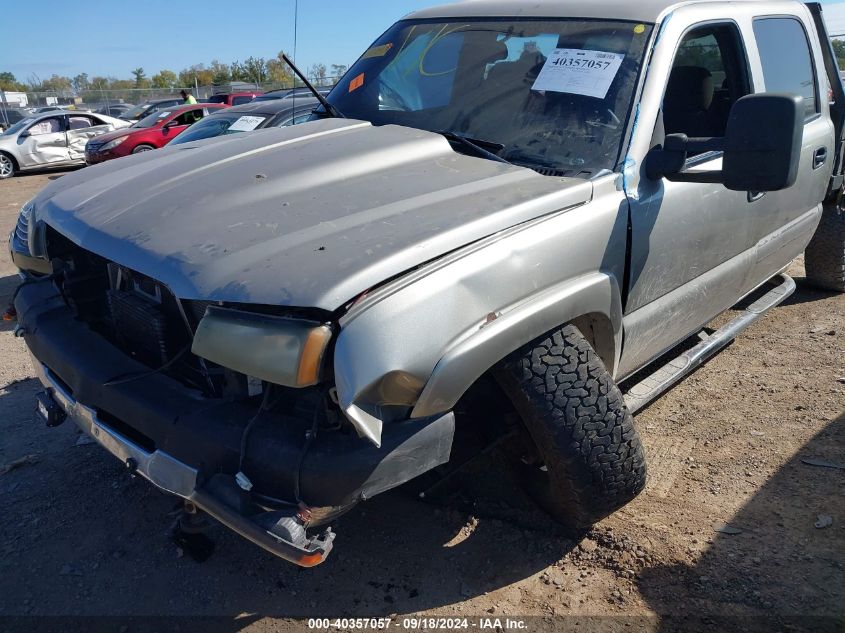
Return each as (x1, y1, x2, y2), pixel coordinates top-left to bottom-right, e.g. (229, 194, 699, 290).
(232, 96, 253, 105)
(753, 17, 818, 119)
(173, 109, 206, 126)
(663, 23, 750, 143)
(68, 115, 97, 130)
(28, 117, 62, 135)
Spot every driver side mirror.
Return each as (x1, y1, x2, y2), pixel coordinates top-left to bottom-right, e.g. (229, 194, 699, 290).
(646, 93, 803, 192)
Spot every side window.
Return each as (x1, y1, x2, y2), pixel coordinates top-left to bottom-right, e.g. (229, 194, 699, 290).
(753, 17, 818, 120)
(663, 23, 750, 143)
(174, 109, 203, 126)
(232, 96, 252, 106)
(28, 117, 63, 135)
(68, 115, 96, 130)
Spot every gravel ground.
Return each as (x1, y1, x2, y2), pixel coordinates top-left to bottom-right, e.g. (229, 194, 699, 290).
(0, 171, 843, 632)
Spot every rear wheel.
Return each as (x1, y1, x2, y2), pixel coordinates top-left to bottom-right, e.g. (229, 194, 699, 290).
(495, 325, 647, 529)
(131, 144, 155, 154)
(0, 152, 16, 179)
(805, 200, 845, 292)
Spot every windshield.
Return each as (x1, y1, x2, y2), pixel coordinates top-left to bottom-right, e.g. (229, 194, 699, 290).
(2, 118, 36, 136)
(327, 18, 652, 175)
(169, 112, 269, 145)
(133, 109, 172, 129)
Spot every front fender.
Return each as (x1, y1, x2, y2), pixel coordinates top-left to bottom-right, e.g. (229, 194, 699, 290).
(333, 176, 628, 446)
(410, 272, 622, 418)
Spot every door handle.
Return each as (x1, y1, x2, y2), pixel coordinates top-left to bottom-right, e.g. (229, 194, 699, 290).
(814, 147, 828, 169)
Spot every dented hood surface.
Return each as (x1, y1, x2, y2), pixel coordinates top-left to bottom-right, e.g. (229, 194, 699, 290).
(34, 118, 593, 310)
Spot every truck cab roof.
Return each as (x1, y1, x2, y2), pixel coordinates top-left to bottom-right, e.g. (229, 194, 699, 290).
(410, 0, 802, 23)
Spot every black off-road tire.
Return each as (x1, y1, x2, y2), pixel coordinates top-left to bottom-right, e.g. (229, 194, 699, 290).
(495, 325, 647, 529)
(805, 202, 845, 292)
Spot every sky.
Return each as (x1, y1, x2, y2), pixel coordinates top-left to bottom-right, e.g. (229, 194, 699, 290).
(0, 0, 431, 83)
(2, 0, 845, 83)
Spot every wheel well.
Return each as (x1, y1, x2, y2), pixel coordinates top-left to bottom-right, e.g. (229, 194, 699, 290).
(0, 150, 19, 170)
(568, 312, 617, 373)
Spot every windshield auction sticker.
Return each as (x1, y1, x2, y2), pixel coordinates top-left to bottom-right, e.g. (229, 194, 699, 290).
(531, 48, 624, 99)
(228, 116, 266, 132)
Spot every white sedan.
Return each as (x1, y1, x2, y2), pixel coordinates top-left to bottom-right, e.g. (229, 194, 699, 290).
(0, 111, 131, 179)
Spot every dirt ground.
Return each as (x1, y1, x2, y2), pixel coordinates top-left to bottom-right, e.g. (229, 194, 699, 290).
(0, 170, 843, 633)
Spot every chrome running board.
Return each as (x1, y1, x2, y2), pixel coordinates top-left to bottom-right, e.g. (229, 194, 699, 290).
(623, 274, 796, 415)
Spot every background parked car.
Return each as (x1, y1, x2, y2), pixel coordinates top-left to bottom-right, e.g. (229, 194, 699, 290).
(85, 104, 225, 164)
(168, 98, 319, 146)
(0, 107, 26, 132)
(0, 111, 130, 179)
(95, 104, 134, 117)
(251, 87, 332, 102)
(204, 91, 263, 106)
(118, 98, 184, 122)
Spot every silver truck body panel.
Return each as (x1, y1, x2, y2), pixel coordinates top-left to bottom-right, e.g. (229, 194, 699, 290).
(616, 0, 832, 375)
(335, 175, 626, 440)
(412, 0, 681, 23)
(30, 118, 589, 310)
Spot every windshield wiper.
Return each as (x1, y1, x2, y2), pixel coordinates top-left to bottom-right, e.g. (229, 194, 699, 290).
(438, 131, 511, 165)
(281, 54, 345, 119)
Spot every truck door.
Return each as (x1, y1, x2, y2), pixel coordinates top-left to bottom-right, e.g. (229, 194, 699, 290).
(19, 116, 70, 168)
(742, 14, 834, 282)
(618, 21, 761, 378)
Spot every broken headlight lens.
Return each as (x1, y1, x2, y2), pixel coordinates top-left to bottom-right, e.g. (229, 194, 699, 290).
(191, 306, 332, 388)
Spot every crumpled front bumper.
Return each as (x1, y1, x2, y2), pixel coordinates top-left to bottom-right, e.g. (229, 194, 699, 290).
(16, 278, 455, 566)
(32, 357, 335, 566)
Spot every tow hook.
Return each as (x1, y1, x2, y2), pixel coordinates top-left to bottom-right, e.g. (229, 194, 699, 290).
(13, 325, 26, 338)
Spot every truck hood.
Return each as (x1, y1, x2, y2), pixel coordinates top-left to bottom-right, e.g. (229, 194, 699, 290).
(34, 118, 593, 310)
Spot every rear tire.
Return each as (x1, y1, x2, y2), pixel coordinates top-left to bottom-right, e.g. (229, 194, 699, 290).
(495, 325, 647, 529)
(805, 200, 845, 292)
(131, 144, 155, 154)
(0, 152, 16, 179)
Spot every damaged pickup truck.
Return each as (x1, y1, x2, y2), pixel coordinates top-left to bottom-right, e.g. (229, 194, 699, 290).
(9, 0, 845, 566)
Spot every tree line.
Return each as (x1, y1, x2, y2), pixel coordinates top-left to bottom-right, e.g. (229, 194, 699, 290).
(0, 52, 348, 95)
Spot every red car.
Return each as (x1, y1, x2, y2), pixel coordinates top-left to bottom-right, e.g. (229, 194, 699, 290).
(205, 91, 263, 106)
(84, 104, 226, 164)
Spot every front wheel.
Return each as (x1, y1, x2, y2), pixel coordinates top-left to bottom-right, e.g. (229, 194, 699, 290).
(131, 144, 155, 154)
(0, 153, 16, 179)
(495, 325, 647, 529)
(804, 201, 845, 292)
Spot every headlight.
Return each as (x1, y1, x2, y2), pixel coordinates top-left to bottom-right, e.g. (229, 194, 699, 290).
(98, 136, 129, 151)
(192, 306, 332, 388)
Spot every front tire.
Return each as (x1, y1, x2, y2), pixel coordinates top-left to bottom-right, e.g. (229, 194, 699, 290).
(0, 152, 16, 179)
(496, 325, 647, 529)
(805, 201, 845, 292)
(131, 144, 155, 154)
